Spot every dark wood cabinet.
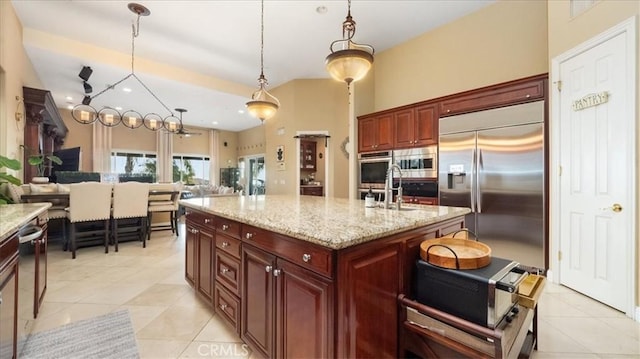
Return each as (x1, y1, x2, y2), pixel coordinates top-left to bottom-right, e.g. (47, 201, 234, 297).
(197, 227, 214, 301)
(401, 196, 438, 205)
(242, 244, 333, 359)
(300, 186, 323, 196)
(439, 75, 546, 117)
(0, 233, 19, 359)
(358, 113, 394, 152)
(34, 214, 48, 318)
(185, 211, 215, 302)
(300, 140, 317, 171)
(413, 103, 438, 146)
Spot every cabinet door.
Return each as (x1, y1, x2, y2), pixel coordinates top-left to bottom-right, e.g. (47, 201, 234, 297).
(300, 140, 316, 171)
(414, 104, 438, 146)
(185, 222, 197, 287)
(376, 113, 395, 150)
(34, 223, 48, 318)
(242, 245, 275, 358)
(197, 227, 214, 302)
(275, 259, 333, 359)
(394, 108, 415, 148)
(0, 258, 18, 359)
(358, 118, 378, 152)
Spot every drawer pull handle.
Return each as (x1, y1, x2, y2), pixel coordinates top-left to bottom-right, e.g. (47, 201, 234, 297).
(185, 211, 192, 215)
(245, 232, 254, 239)
(204, 218, 212, 224)
(273, 269, 282, 277)
(190, 228, 199, 234)
(219, 303, 228, 311)
(222, 224, 229, 230)
(221, 242, 230, 247)
(221, 267, 229, 274)
(302, 254, 311, 263)
(265, 265, 272, 273)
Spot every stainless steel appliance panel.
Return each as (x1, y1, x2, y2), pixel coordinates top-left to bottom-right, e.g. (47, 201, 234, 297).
(392, 146, 437, 178)
(438, 132, 477, 234)
(438, 101, 545, 268)
(358, 151, 392, 189)
(476, 124, 544, 246)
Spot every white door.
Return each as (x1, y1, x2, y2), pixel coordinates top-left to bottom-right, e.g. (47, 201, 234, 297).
(555, 21, 635, 313)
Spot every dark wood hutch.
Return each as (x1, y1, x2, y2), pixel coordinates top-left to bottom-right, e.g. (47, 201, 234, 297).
(22, 87, 68, 183)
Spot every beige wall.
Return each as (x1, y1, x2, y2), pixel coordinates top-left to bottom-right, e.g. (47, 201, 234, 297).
(59, 109, 93, 171)
(173, 126, 209, 155)
(0, 1, 43, 172)
(262, 79, 349, 198)
(237, 124, 266, 158)
(218, 130, 239, 168)
(373, 0, 548, 111)
(112, 121, 157, 153)
(546, 0, 640, 306)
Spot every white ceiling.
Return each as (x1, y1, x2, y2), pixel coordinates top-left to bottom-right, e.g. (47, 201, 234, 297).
(12, 0, 494, 132)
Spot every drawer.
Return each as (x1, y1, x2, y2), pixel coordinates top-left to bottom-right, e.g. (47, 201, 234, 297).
(215, 217, 241, 239)
(185, 210, 214, 228)
(215, 251, 241, 296)
(242, 225, 334, 278)
(214, 284, 240, 334)
(0, 234, 19, 273)
(216, 233, 241, 259)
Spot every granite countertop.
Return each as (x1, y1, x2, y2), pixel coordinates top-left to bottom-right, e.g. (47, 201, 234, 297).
(180, 195, 470, 250)
(300, 184, 323, 187)
(0, 203, 51, 242)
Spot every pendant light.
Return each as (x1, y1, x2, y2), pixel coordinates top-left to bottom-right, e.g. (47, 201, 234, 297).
(246, 0, 280, 122)
(325, 0, 375, 86)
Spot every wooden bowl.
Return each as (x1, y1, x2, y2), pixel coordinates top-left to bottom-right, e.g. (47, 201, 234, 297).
(420, 238, 492, 270)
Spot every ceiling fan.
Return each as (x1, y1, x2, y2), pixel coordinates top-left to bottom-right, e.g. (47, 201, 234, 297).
(171, 108, 202, 137)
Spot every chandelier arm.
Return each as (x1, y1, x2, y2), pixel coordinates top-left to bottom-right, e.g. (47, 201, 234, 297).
(260, 0, 265, 75)
(89, 73, 134, 100)
(131, 73, 174, 116)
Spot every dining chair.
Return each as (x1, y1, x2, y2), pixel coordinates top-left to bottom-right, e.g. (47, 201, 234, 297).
(111, 182, 150, 251)
(147, 183, 181, 241)
(65, 182, 113, 259)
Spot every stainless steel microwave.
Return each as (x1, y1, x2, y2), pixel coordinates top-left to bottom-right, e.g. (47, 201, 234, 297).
(392, 146, 437, 179)
(358, 151, 392, 189)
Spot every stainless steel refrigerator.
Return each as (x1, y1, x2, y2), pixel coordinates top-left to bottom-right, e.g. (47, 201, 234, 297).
(438, 101, 545, 268)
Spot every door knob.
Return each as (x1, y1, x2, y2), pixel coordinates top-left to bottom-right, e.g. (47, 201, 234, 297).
(602, 203, 623, 212)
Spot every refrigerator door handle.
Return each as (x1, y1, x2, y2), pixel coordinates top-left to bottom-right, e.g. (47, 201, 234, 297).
(470, 147, 476, 212)
(476, 148, 482, 213)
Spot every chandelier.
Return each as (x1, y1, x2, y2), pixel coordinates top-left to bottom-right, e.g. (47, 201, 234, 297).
(246, 0, 280, 123)
(325, 0, 375, 86)
(71, 3, 180, 132)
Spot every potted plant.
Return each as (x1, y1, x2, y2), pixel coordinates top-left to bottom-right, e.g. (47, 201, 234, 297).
(21, 146, 62, 183)
(0, 154, 22, 204)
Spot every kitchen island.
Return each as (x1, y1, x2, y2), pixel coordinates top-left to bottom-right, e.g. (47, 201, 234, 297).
(0, 203, 51, 358)
(179, 195, 470, 358)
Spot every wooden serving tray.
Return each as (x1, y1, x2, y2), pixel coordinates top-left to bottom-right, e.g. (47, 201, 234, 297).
(518, 274, 546, 309)
(419, 238, 492, 269)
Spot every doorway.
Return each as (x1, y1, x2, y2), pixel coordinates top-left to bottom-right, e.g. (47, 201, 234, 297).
(296, 132, 330, 197)
(551, 17, 636, 316)
(238, 154, 265, 195)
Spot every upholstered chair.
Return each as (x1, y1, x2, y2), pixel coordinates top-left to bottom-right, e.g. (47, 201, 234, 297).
(111, 182, 150, 251)
(147, 183, 181, 241)
(66, 182, 113, 259)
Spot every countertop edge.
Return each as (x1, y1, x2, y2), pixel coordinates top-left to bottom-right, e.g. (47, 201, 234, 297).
(0, 203, 52, 242)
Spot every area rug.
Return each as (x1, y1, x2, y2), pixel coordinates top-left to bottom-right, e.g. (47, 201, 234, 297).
(20, 309, 139, 359)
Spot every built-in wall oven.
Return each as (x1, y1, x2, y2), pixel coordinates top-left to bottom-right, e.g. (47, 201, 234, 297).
(392, 146, 437, 179)
(358, 150, 392, 190)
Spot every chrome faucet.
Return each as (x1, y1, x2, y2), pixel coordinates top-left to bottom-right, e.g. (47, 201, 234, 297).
(384, 164, 403, 210)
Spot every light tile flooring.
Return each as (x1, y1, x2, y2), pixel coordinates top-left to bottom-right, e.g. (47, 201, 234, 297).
(25, 223, 640, 358)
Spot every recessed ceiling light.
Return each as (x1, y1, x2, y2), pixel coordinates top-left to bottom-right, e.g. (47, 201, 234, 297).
(316, 6, 328, 14)
(115, 106, 123, 111)
(212, 121, 219, 125)
(238, 110, 245, 114)
(66, 96, 73, 101)
(67, 105, 73, 110)
(122, 87, 132, 93)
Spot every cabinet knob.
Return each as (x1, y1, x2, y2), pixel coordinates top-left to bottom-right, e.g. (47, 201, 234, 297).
(447, 109, 451, 113)
(190, 228, 199, 234)
(273, 269, 282, 277)
(221, 241, 230, 247)
(204, 218, 212, 224)
(526, 94, 531, 98)
(221, 267, 229, 274)
(265, 265, 272, 273)
(245, 232, 254, 239)
(219, 303, 228, 311)
(185, 211, 192, 215)
(302, 254, 311, 263)
(221, 224, 229, 231)
(0, 292, 3, 305)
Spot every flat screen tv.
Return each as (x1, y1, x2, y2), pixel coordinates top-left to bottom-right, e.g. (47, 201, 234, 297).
(50, 147, 81, 181)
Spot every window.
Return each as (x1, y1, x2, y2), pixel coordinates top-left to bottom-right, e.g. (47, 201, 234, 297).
(173, 154, 210, 184)
(111, 151, 157, 181)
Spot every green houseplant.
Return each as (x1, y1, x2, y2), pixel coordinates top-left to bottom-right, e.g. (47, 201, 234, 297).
(0, 154, 22, 204)
(21, 145, 62, 183)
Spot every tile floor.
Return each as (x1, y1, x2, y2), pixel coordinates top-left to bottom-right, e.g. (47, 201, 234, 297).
(25, 223, 640, 358)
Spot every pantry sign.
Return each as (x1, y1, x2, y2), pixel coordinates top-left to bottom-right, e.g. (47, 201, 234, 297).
(572, 91, 609, 111)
